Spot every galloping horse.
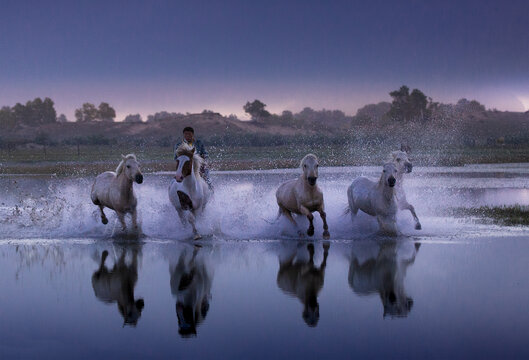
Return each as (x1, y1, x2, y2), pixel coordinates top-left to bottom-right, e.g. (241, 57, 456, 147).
(276, 154, 330, 239)
(91, 154, 143, 231)
(169, 144, 211, 240)
(388, 149, 422, 230)
(347, 163, 400, 235)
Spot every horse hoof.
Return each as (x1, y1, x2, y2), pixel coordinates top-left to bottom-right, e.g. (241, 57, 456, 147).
(194, 234, 202, 240)
(415, 223, 422, 230)
(323, 231, 330, 240)
(101, 218, 108, 225)
(307, 228, 314, 237)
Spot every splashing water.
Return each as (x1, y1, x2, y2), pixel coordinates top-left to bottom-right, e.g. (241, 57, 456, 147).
(1, 163, 529, 241)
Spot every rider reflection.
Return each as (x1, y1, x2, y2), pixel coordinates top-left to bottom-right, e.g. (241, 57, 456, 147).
(170, 245, 212, 337)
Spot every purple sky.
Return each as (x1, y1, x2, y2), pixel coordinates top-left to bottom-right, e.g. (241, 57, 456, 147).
(1, 0, 528, 120)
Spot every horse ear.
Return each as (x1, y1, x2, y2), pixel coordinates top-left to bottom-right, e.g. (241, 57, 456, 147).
(191, 147, 195, 154)
(121, 154, 126, 159)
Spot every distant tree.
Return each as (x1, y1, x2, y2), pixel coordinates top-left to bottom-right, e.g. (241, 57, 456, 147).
(281, 110, 294, 122)
(409, 89, 428, 119)
(57, 113, 68, 123)
(123, 114, 143, 123)
(97, 102, 116, 122)
(8, 97, 57, 126)
(355, 102, 391, 123)
(456, 98, 485, 113)
(75, 103, 98, 122)
(0, 106, 16, 129)
(243, 99, 271, 120)
(13, 103, 28, 125)
(34, 132, 51, 145)
(146, 111, 184, 122)
(41, 97, 57, 124)
(388, 85, 429, 121)
(34, 131, 52, 155)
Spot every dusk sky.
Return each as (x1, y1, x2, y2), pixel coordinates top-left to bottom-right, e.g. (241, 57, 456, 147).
(1, 0, 528, 120)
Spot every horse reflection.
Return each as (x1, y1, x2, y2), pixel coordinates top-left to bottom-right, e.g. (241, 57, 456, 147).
(170, 245, 212, 337)
(348, 240, 420, 318)
(91, 246, 144, 326)
(276, 242, 329, 327)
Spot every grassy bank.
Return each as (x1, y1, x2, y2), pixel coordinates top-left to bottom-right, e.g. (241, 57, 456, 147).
(1, 144, 529, 175)
(452, 205, 529, 226)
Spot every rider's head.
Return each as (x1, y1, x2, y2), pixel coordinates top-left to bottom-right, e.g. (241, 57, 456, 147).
(183, 127, 194, 143)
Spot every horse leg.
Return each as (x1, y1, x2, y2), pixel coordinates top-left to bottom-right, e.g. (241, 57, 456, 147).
(99, 205, 108, 225)
(188, 211, 201, 240)
(176, 208, 187, 225)
(131, 209, 139, 230)
(299, 205, 314, 237)
(117, 212, 126, 231)
(318, 206, 330, 239)
(377, 216, 398, 236)
(403, 202, 422, 230)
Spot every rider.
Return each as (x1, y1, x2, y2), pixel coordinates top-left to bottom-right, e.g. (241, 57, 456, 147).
(174, 126, 212, 189)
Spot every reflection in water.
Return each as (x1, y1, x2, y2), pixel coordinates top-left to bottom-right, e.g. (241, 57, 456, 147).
(91, 245, 145, 326)
(170, 245, 213, 337)
(276, 242, 329, 327)
(348, 240, 419, 318)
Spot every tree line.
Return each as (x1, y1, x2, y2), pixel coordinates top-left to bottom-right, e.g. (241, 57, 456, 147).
(0, 87, 490, 131)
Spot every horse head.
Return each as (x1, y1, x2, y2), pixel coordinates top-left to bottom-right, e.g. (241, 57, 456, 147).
(301, 154, 319, 186)
(119, 154, 143, 184)
(175, 147, 195, 182)
(389, 150, 413, 174)
(381, 163, 398, 188)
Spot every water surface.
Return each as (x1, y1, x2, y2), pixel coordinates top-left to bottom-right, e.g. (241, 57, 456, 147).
(1, 164, 529, 359)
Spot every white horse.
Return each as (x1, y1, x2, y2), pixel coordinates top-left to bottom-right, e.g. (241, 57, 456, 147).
(91, 154, 143, 231)
(388, 150, 421, 230)
(276, 154, 330, 239)
(347, 163, 399, 235)
(169, 144, 211, 240)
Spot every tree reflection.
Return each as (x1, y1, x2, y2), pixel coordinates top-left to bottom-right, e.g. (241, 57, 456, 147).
(276, 242, 329, 327)
(91, 244, 145, 326)
(170, 244, 212, 337)
(348, 240, 420, 318)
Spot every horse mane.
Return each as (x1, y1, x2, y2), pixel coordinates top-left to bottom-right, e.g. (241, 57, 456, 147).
(175, 143, 204, 178)
(116, 154, 137, 175)
(387, 150, 407, 162)
(300, 153, 318, 169)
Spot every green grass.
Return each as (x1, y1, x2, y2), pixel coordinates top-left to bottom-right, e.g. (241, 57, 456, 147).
(452, 205, 529, 226)
(1, 144, 529, 175)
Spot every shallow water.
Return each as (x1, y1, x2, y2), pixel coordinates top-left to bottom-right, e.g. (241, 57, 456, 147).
(1, 164, 529, 359)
